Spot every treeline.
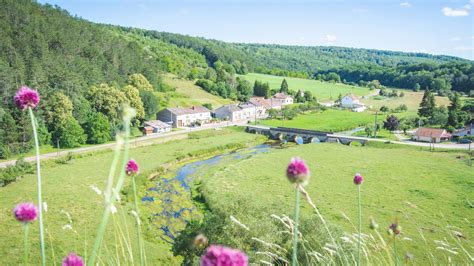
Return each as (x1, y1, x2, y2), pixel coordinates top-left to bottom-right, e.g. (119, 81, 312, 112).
(317, 62, 474, 95)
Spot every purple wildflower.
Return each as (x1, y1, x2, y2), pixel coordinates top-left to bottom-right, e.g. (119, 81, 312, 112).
(286, 157, 310, 184)
(200, 245, 248, 266)
(125, 159, 139, 175)
(388, 222, 402, 236)
(13, 202, 38, 223)
(62, 253, 84, 266)
(14, 86, 40, 110)
(354, 173, 364, 185)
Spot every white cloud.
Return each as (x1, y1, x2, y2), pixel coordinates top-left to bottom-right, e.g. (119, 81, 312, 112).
(400, 2, 411, 8)
(441, 6, 470, 17)
(450, 37, 462, 42)
(322, 34, 337, 43)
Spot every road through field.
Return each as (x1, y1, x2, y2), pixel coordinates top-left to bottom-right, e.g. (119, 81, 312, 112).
(0, 121, 248, 168)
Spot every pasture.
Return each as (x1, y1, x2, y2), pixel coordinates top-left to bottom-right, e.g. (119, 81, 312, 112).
(158, 74, 233, 109)
(362, 91, 451, 113)
(240, 73, 371, 101)
(199, 142, 473, 264)
(0, 128, 263, 265)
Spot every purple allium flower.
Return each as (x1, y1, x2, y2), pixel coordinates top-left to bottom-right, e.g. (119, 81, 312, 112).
(286, 157, 310, 184)
(13, 202, 38, 223)
(62, 253, 84, 266)
(353, 173, 364, 185)
(125, 159, 139, 175)
(200, 245, 248, 266)
(14, 86, 40, 110)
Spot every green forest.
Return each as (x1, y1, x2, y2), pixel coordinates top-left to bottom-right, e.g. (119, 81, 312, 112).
(0, 0, 473, 159)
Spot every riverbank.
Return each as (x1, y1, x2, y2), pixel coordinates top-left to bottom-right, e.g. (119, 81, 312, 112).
(0, 127, 265, 265)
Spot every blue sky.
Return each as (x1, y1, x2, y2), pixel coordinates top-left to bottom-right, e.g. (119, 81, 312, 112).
(38, 0, 473, 60)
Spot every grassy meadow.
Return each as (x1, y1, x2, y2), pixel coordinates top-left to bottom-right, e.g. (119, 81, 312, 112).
(158, 74, 233, 109)
(261, 109, 379, 132)
(362, 91, 451, 114)
(240, 73, 371, 101)
(198, 142, 474, 264)
(0, 128, 264, 265)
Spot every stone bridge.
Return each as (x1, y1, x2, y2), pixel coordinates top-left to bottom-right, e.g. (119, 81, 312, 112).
(246, 125, 368, 146)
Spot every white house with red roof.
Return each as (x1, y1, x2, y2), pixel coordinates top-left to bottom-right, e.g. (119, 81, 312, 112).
(341, 94, 366, 112)
(272, 92, 294, 106)
(413, 128, 451, 143)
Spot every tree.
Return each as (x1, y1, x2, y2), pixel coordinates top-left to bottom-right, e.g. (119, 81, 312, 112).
(335, 93, 343, 106)
(128, 74, 153, 92)
(236, 78, 253, 101)
(413, 83, 421, 92)
(281, 106, 298, 120)
(43, 92, 74, 130)
(325, 72, 341, 83)
(447, 92, 468, 128)
(52, 117, 86, 148)
(379, 106, 389, 112)
(304, 91, 314, 102)
(367, 80, 381, 90)
(418, 90, 435, 118)
(205, 68, 217, 82)
(280, 79, 289, 93)
(140, 91, 159, 119)
(122, 85, 145, 121)
(87, 83, 127, 123)
(364, 127, 373, 137)
(383, 115, 400, 132)
(84, 112, 111, 144)
(429, 106, 448, 126)
(253, 80, 271, 98)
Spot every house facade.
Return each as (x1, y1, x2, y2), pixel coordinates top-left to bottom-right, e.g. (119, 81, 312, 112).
(272, 92, 294, 106)
(341, 94, 367, 112)
(157, 106, 211, 128)
(143, 120, 172, 135)
(413, 128, 452, 143)
(452, 124, 473, 138)
(248, 98, 268, 118)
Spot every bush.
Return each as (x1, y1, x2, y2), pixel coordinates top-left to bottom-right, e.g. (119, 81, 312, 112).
(0, 158, 33, 187)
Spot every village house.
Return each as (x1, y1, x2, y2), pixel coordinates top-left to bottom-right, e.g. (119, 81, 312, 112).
(213, 103, 257, 122)
(156, 106, 211, 128)
(143, 120, 172, 135)
(341, 94, 367, 112)
(452, 124, 473, 138)
(248, 97, 269, 118)
(272, 92, 294, 106)
(412, 128, 452, 143)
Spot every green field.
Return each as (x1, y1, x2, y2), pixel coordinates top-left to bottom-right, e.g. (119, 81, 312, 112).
(362, 91, 451, 114)
(158, 75, 233, 109)
(261, 109, 379, 132)
(0, 128, 263, 265)
(241, 73, 371, 101)
(198, 142, 473, 264)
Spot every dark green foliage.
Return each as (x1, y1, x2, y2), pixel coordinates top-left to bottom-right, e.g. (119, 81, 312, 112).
(253, 80, 271, 98)
(418, 90, 436, 118)
(379, 106, 389, 112)
(447, 93, 469, 128)
(52, 117, 86, 148)
(429, 106, 448, 126)
(140, 91, 160, 119)
(383, 115, 400, 131)
(280, 78, 289, 93)
(84, 112, 111, 144)
(0, 158, 33, 187)
(236, 78, 253, 101)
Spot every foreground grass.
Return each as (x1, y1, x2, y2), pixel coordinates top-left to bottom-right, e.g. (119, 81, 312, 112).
(0, 127, 263, 265)
(241, 73, 371, 101)
(199, 142, 473, 264)
(159, 74, 233, 109)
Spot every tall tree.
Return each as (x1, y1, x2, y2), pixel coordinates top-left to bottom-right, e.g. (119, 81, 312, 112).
(122, 85, 145, 122)
(280, 79, 289, 93)
(418, 90, 435, 119)
(140, 91, 159, 119)
(128, 74, 153, 92)
(87, 83, 127, 124)
(236, 78, 253, 101)
(84, 112, 111, 144)
(447, 92, 467, 128)
(383, 115, 400, 132)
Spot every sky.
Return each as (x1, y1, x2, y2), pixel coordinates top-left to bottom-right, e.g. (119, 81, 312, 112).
(38, 0, 474, 60)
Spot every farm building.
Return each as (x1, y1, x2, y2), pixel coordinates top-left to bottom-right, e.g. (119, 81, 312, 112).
(452, 124, 473, 138)
(413, 128, 451, 143)
(157, 106, 211, 128)
(341, 94, 367, 112)
(143, 120, 172, 135)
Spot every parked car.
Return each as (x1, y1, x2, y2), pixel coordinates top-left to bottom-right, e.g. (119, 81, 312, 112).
(459, 139, 472, 144)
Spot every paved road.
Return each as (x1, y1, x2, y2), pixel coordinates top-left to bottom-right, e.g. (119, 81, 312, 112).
(0, 121, 248, 169)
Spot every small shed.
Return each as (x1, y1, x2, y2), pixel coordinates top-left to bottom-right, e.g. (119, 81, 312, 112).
(143, 120, 172, 135)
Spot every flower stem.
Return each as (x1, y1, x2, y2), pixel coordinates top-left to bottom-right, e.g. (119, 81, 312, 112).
(23, 224, 29, 265)
(88, 118, 130, 266)
(132, 176, 145, 266)
(292, 187, 300, 266)
(393, 238, 398, 266)
(28, 107, 45, 266)
(357, 185, 362, 266)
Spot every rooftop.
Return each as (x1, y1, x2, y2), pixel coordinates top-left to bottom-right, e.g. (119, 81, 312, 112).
(415, 128, 451, 138)
(166, 106, 210, 115)
(273, 92, 292, 99)
(144, 120, 172, 128)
